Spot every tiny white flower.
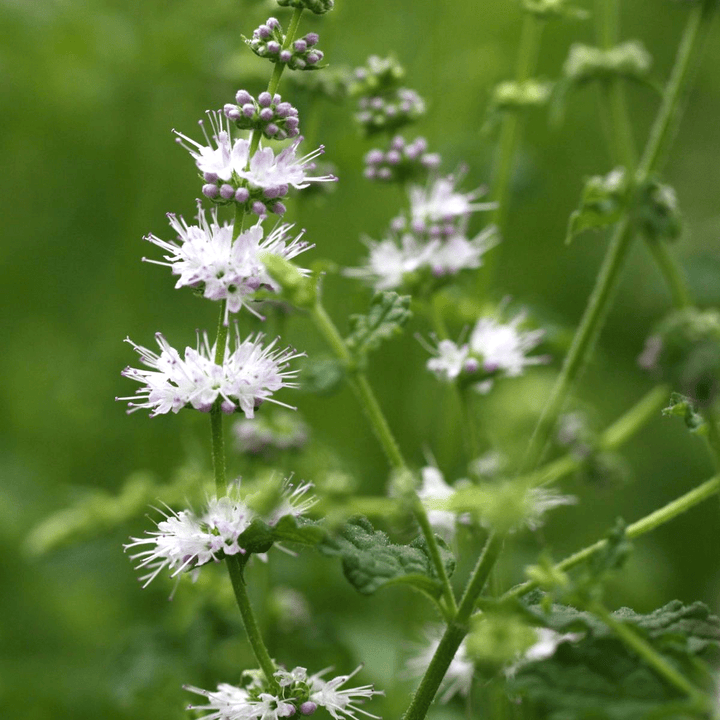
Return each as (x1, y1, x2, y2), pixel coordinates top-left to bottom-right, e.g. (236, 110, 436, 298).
(118, 329, 303, 418)
(418, 467, 458, 543)
(239, 138, 337, 191)
(405, 628, 473, 703)
(523, 488, 577, 530)
(408, 174, 495, 228)
(144, 206, 311, 322)
(185, 684, 294, 720)
(426, 339, 470, 382)
(469, 313, 546, 379)
(427, 227, 498, 277)
(174, 111, 236, 182)
(505, 628, 583, 677)
(309, 666, 384, 720)
(343, 233, 435, 291)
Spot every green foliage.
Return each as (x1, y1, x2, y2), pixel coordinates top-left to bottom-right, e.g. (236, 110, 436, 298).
(509, 598, 720, 719)
(662, 392, 707, 434)
(635, 179, 683, 243)
(276, 0, 334, 15)
(522, 0, 588, 19)
(261, 254, 318, 309)
(318, 516, 455, 599)
(297, 356, 346, 395)
(235, 514, 326, 555)
(345, 292, 412, 368)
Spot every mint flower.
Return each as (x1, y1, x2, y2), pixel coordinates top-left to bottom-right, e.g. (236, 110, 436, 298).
(185, 666, 382, 720)
(125, 479, 315, 591)
(118, 330, 302, 417)
(417, 466, 460, 543)
(426, 312, 548, 391)
(144, 206, 311, 322)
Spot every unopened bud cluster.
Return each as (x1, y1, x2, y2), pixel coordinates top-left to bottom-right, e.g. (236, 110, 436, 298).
(635, 178, 682, 243)
(356, 88, 425, 135)
(224, 89, 300, 140)
(351, 55, 405, 96)
(364, 135, 440, 183)
(276, 0, 334, 14)
(246, 18, 324, 70)
(563, 41, 652, 84)
(522, 0, 588, 19)
(491, 79, 553, 112)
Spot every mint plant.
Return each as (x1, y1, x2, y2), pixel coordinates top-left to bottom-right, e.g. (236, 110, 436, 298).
(27, 0, 720, 718)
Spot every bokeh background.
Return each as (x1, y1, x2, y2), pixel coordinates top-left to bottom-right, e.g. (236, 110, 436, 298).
(1, 0, 719, 717)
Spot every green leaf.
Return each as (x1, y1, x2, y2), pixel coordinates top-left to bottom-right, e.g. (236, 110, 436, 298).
(318, 516, 455, 598)
(236, 515, 326, 556)
(508, 598, 720, 719)
(298, 356, 346, 396)
(566, 168, 629, 244)
(345, 292, 412, 366)
(662, 392, 707, 434)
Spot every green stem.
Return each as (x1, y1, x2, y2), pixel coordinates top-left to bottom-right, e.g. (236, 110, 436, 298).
(309, 300, 457, 615)
(590, 600, 709, 708)
(702, 406, 720, 470)
(646, 239, 693, 309)
(491, 13, 544, 231)
(210, 403, 227, 495)
(502, 474, 720, 601)
(522, 3, 714, 472)
(402, 533, 505, 720)
(225, 555, 279, 687)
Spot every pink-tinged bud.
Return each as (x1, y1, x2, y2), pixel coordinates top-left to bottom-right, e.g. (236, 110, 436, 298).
(220, 184, 235, 200)
(463, 358, 480, 374)
(300, 702, 317, 716)
(264, 185, 281, 199)
(421, 153, 441, 168)
(258, 91, 272, 107)
(272, 201, 287, 215)
(390, 216, 406, 233)
(391, 135, 405, 150)
(202, 184, 219, 199)
(266, 17, 280, 29)
(293, 58, 306, 70)
(276, 184, 289, 196)
(378, 167, 392, 180)
(224, 103, 241, 120)
(305, 32, 319, 46)
(293, 39, 307, 53)
(258, 24, 271, 39)
(365, 149, 383, 165)
(221, 400, 236, 414)
(252, 201, 267, 216)
(483, 360, 500, 373)
(370, 97, 384, 110)
(386, 150, 401, 165)
(280, 50, 292, 63)
(364, 167, 377, 179)
(267, 41, 281, 54)
(235, 187, 250, 203)
(236, 89, 253, 105)
(276, 102, 292, 117)
(265, 123, 279, 136)
(242, 103, 256, 118)
(259, 107, 274, 121)
(203, 172, 219, 183)
(411, 219, 425, 234)
(286, 116, 299, 129)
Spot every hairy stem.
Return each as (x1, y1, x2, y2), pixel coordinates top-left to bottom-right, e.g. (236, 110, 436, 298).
(402, 533, 505, 720)
(310, 300, 458, 615)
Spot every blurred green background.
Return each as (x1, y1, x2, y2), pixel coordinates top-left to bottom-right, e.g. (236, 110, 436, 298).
(1, 0, 719, 717)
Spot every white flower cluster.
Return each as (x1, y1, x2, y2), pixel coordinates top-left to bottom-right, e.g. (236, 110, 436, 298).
(346, 174, 498, 291)
(426, 311, 548, 392)
(125, 479, 315, 591)
(186, 665, 382, 720)
(144, 206, 311, 323)
(119, 330, 302, 418)
(175, 111, 336, 218)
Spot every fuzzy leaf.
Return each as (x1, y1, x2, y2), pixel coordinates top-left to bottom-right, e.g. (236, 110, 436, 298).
(318, 516, 455, 598)
(345, 292, 412, 366)
(662, 392, 707, 434)
(236, 515, 325, 555)
(508, 597, 720, 719)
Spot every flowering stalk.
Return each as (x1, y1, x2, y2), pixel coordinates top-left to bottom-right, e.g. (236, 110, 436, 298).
(309, 300, 458, 616)
(522, 0, 715, 473)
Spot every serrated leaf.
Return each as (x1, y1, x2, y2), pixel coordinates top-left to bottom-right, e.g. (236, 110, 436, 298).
(236, 515, 325, 555)
(345, 292, 412, 365)
(508, 598, 720, 720)
(318, 516, 455, 598)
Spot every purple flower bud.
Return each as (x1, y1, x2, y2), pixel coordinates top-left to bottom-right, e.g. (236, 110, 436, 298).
(386, 150, 401, 165)
(391, 135, 405, 150)
(258, 24, 271, 39)
(429, 225, 443, 238)
(370, 97, 384, 110)
(277, 129, 289, 140)
(272, 201, 287, 215)
(280, 50, 292, 63)
(252, 201, 267, 216)
(306, 52, 320, 65)
(202, 184, 219, 199)
(422, 153, 441, 168)
(286, 116, 299, 129)
(221, 400, 237, 414)
(235, 187, 250, 203)
(243, 103, 256, 118)
(463, 358, 480, 374)
(288, 106, 299, 116)
(259, 107, 274, 121)
(300, 702, 317, 716)
(364, 167, 377, 179)
(224, 104, 242, 121)
(267, 40, 281, 54)
(294, 58, 307, 70)
(266, 17, 280, 29)
(203, 172, 219, 183)
(411, 219, 425, 234)
(314, 50, 324, 61)
(220, 184, 235, 200)
(413, 137, 428, 153)
(265, 123, 279, 136)
(483, 360, 500, 373)
(378, 167, 392, 180)
(264, 185, 281, 199)
(273, 94, 281, 105)
(294, 39, 307, 53)
(431, 265, 446, 278)
(258, 91, 272, 107)
(276, 184, 289, 196)
(385, 105, 398, 116)
(400, 101, 411, 113)
(365, 149, 384, 165)
(390, 216, 406, 232)
(275, 102, 291, 118)
(305, 32, 319, 46)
